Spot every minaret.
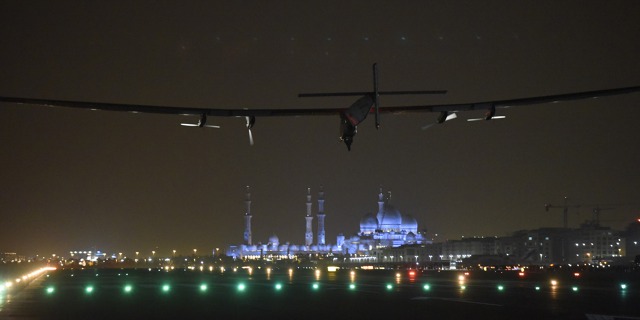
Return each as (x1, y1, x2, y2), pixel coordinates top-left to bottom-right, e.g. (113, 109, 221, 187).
(317, 186, 326, 246)
(305, 187, 314, 246)
(243, 186, 252, 245)
(377, 186, 385, 224)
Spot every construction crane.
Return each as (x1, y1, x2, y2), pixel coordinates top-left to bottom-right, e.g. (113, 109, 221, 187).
(545, 198, 636, 228)
(590, 206, 616, 227)
(544, 196, 581, 229)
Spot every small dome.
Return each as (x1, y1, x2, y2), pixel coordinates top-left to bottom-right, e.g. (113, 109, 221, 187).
(310, 245, 318, 251)
(289, 244, 299, 251)
(360, 212, 378, 233)
(268, 234, 279, 245)
(406, 232, 416, 241)
(401, 214, 418, 232)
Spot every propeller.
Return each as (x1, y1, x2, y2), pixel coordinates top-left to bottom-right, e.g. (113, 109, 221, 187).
(421, 111, 458, 130)
(245, 116, 255, 146)
(466, 104, 506, 121)
(467, 115, 506, 122)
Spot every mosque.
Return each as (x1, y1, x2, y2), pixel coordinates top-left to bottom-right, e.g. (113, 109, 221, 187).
(226, 186, 430, 260)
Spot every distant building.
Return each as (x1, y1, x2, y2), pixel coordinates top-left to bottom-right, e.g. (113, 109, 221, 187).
(224, 187, 637, 266)
(226, 187, 431, 260)
(625, 218, 640, 260)
(566, 222, 624, 264)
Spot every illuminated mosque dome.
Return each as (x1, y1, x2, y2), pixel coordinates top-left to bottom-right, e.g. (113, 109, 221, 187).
(377, 204, 402, 231)
(360, 213, 378, 233)
(268, 234, 279, 246)
(401, 214, 418, 233)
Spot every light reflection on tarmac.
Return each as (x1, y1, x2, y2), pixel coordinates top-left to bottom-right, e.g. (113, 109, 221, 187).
(1, 268, 638, 320)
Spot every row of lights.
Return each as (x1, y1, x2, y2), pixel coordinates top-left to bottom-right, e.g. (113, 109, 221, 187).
(42, 281, 630, 295)
(1, 267, 56, 293)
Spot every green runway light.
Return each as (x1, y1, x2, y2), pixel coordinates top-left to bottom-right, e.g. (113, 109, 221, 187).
(162, 284, 170, 292)
(497, 285, 504, 291)
(275, 283, 282, 291)
(423, 284, 430, 291)
(124, 285, 132, 293)
(535, 286, 541, 291)
(572, 286, 578, 292)
(620, 284, 627, 290)
(200, 284, 208, 292)
(312, 283, 319, 290)
(460, 285, 466, 290)
(237, 283, 246, 291)
(46, 287, 55, 294)
(349, 283, 356, 290)
(386, 284, 393, 290)
(85, 286, 94, 293)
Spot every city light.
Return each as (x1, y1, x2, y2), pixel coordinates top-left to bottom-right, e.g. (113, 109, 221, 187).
(550, 280, 558, 286)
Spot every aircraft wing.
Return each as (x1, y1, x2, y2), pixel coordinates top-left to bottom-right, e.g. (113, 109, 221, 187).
(2, 85, 638, 150)
(0, 96, 345, 117)
(375, 85, 640, 114)
(1, 85, 638, 117)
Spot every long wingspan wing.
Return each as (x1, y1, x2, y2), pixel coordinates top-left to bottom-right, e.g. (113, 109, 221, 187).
(376, 86, 640, 114)
(0, 96, 344, 117)
(1, 85, 638, 117)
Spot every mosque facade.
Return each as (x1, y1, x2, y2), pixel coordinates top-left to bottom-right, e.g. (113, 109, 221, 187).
(226, 186, 430, 260)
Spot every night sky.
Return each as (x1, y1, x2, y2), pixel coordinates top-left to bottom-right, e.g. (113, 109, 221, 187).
(1, 1, 639, 258)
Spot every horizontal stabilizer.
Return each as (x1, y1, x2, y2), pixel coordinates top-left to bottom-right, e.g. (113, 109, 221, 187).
(298, 90, 447, 97)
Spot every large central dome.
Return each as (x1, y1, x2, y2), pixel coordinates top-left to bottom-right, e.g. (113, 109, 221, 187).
(377, 204, 402, 231)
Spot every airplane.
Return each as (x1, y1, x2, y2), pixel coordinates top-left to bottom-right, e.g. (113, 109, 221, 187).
(1, 63, 639, 151)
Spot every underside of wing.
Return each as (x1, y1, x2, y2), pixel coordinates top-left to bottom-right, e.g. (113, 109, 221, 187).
(377, 86, 640, 114)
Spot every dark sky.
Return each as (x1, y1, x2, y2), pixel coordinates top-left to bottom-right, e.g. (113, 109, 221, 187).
(1, 1, 639, 258)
